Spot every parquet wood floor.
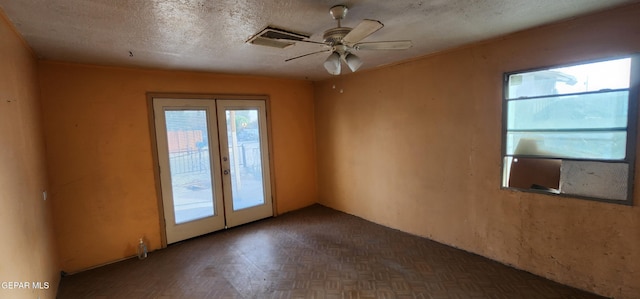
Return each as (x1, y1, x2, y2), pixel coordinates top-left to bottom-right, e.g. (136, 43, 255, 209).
(57, 204, 605, 298)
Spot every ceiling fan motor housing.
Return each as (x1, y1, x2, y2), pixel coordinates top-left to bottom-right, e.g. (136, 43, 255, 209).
(323, 27, 352, 45)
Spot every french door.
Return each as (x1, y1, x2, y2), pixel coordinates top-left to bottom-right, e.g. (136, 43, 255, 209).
(153, 97, 273, 244)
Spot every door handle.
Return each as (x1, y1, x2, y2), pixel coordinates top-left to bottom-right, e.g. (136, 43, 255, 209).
(223, 169, 230, 175)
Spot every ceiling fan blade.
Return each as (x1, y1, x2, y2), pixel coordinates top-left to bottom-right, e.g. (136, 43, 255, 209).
(353, 40, 413, 50)
(342, 19, 383, 45)
(285, 49, 331, 62)
(276, 38, 328, 46)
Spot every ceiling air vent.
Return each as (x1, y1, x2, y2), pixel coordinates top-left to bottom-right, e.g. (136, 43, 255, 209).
(246, 26, 309, 49)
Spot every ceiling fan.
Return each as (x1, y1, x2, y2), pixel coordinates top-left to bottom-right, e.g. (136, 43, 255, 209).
(282, 5, 412, 75)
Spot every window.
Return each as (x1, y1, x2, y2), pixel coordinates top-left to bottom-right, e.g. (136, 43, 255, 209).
(502, 55, 638, 204)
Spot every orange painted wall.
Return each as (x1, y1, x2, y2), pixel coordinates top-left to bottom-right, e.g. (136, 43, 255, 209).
(314, 4, 640, 298)
(0, 11, 59, 299)
(37, 63, 317, 273)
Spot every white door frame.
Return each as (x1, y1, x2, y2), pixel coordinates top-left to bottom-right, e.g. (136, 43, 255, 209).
(149, 94, 276, 246)
(217, 99, 273, 227)
(152, 98, 225, 244)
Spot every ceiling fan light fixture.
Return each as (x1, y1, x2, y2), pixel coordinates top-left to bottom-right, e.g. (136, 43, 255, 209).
(344, 53, 362, 72)
(324, 52, 342, 75)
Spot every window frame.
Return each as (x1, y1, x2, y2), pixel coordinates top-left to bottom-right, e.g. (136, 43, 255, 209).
(500, 54, 640, 205)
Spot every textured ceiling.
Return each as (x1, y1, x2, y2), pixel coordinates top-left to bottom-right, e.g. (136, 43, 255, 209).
(0, 0, 636, 80)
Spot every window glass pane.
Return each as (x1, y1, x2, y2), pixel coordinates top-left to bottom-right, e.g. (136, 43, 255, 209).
(505, 131, 626, 159)
(507, 90, 628, 130)
(507, 57, 631, 99)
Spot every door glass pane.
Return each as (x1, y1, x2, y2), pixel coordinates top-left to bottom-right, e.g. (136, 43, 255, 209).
(226, 109, 265, 211)
(165, 110, 214, 224)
